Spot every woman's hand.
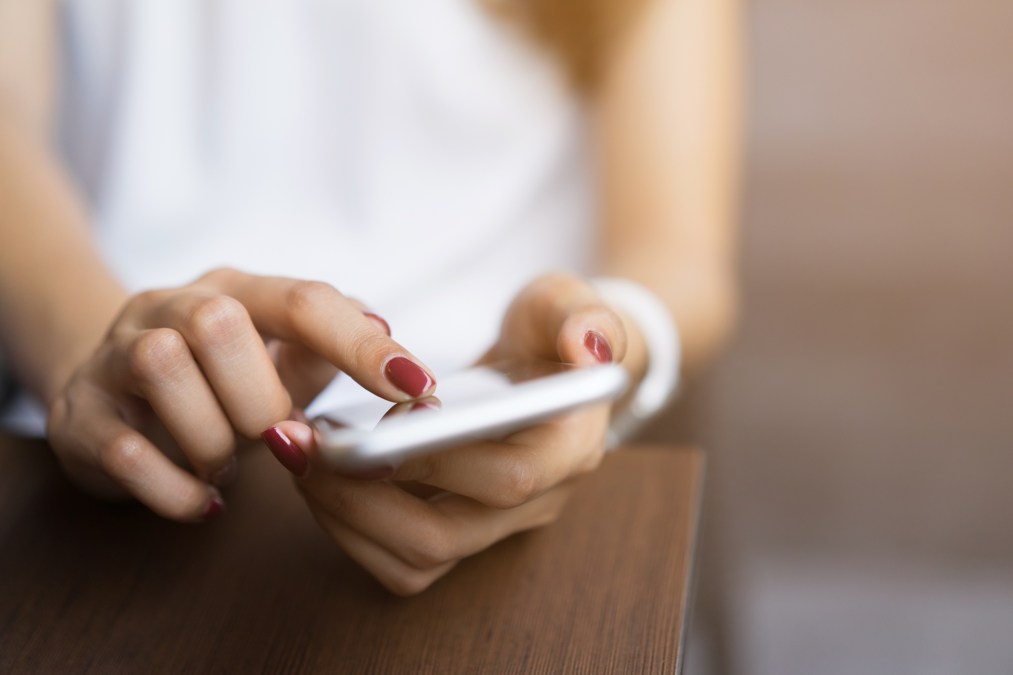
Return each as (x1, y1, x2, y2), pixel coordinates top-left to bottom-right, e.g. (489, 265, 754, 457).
(46, 268, 435, 522)
(267, 273, 632, 595)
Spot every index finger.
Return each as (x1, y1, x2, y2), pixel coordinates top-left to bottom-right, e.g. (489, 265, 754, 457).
(199, 270, 436, 402)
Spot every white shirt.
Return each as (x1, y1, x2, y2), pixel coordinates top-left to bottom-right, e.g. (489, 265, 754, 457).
(1, 0, 596, 433)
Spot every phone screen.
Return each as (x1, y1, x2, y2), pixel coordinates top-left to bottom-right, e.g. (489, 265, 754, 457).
(313, 360, 573, 432)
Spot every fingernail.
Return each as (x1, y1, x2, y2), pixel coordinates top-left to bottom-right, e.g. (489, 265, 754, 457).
(384, 357, 435, 398)
(202, 495, 226, 521)
(262, 426, 309, 477)
(211, 456, 238, 487)
(364, 312, 391, 336)
(411, 400, 440, 412)
(584, 331, 613, 363)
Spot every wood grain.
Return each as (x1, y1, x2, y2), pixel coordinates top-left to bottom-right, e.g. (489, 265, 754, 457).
(0, 435, 702, 674)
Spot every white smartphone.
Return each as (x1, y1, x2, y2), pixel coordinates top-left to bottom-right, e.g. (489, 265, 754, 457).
(311, 360, 628, 472)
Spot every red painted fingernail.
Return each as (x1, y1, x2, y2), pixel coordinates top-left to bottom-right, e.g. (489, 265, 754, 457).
(202, 495, 226, 521)
(384, 357, 435, 398)
(584, 331, 613, 363)
(262, 426, 309, 477)
(211, 457, 238, 487)
(364, 312, 391, 336)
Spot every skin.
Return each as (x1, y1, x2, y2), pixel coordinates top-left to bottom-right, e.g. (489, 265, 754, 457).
(0, 0, 739, 593)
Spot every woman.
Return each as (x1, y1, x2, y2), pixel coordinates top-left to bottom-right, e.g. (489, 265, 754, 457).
(0, 0, 739, 594)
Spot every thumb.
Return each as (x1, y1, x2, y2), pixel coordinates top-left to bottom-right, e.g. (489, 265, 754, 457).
(488, 273, 627, 367)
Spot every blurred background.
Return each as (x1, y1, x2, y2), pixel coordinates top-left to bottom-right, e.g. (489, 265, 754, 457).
(647, 0, 1013, 673)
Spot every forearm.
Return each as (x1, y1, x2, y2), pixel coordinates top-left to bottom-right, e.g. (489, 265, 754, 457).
(596, 0, 742, 373)
(0, 106, 126, 404)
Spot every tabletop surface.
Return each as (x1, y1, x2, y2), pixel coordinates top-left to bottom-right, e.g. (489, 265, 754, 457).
(0, 435, 703, 674)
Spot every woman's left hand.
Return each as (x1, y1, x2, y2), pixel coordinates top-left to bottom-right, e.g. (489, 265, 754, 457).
(266, 273, 630, 595)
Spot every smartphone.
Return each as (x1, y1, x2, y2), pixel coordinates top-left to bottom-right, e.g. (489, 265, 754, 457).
(311, 360, 628, 471)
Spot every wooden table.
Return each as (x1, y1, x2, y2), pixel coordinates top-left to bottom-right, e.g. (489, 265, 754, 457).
(0, 435, 703, 674)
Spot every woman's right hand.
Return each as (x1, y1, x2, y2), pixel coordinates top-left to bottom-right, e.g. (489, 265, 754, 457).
(46, 268, 435, 522)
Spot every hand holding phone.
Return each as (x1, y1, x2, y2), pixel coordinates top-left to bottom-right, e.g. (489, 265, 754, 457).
(311, 359, 628, 471)
(265, 273, 635, 595)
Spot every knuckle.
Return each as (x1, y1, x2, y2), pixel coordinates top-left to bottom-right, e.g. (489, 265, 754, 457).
(127, 329, 190, 383)
(404, 453, 438, 484)
(311, 482, 356, 519)
(351, 331, 393, 369)
(490, 458, 540, 509)
(98, 432, 146, 478)
(286, 280, 340, 316)
(197, 266, 239, 287)
(183, 294, 248, 345)
(403, 523, 458, 569)
(120, 289, 164, 320)
(129, 289, 164, 310)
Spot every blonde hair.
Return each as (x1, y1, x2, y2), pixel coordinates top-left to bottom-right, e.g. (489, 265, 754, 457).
(485, 0, 650, 91)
